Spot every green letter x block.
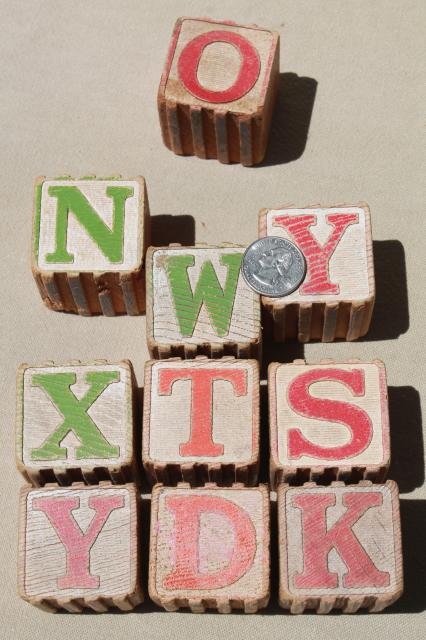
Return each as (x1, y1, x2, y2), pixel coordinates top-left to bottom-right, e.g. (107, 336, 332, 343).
(16, 360, 139, 486)
(146, 244, 261, 359)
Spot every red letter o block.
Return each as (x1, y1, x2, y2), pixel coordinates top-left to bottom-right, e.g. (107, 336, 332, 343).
(177, 30, 260, 103)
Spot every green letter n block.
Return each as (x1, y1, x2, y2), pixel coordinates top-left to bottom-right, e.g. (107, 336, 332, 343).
(165, 253, 243, 337)
(30, 371, 120, 460)
(45, 185, 133, 264)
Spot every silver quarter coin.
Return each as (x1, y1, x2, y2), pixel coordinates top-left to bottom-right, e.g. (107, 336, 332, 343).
(242, 237, 307, 297)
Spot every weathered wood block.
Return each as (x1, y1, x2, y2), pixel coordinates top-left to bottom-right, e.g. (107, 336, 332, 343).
(18, 482, 142, 612)
(32, 175, 150, 315)
(149, 483, 270, 612)
(16, 360, 139, 486)
(259, 204, 375, 341)
(278, 480, 403, 613)
(143, 357, 259, 485)
(269, 359, 390, 487)
(158, 17, 279, 166)
(146, 244, 261, 358)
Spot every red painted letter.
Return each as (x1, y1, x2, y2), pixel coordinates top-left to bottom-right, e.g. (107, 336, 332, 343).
(287, 368, 372, 459)
(273, 213, 358, 294)
(178, 30, 260, 103)
(158, 368, 247, 457)
(163, 494, 256, 589)
(33, 495, 124, 589)
(293, 491, 390, 588)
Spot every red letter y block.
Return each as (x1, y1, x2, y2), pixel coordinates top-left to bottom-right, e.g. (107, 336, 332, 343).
(293, 491, 390, 589)
(158, 368, 247, 456)
(33, 495, 124, 589)
(273, 213, 358, 294)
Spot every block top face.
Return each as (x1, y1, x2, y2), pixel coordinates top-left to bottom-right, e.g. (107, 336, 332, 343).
(261, 206, 373, 303)
(149, 246, 260, 346)
(279, 482, 402, 598)
(151, 485, 269, 600)
(20, 484, 137, 600)
(18, 362, 133, 469)
(34, 177, 145, 273)
(270, 361, 389, 468)
(162, 18, 278, 114)
(144, 359, 259, 464)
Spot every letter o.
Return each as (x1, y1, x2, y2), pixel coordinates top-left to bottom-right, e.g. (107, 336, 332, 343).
(177, 30, 260, 103)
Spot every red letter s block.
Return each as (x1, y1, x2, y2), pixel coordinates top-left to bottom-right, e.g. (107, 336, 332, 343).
(287, 368, 373, 460)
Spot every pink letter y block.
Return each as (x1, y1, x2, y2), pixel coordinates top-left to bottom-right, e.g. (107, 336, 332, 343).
(18, 484, 142, 612)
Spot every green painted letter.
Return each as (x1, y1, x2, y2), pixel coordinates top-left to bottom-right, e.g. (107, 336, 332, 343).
(30, 371, 120, 460)
(45, 185, 133, 263)
(165, 253, 243, 337)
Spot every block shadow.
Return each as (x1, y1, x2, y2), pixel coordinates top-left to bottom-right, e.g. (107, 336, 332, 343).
(362, 239, 409, 341)
(260, 72, 318, 167)
(150, 214, 195, 246)
(388, 386, 424, 493)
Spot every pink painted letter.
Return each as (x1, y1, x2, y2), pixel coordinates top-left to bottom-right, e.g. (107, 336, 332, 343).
(163, 494, 256, 589)
(293, 491, 390, 588)
(33, 495, 124, 589)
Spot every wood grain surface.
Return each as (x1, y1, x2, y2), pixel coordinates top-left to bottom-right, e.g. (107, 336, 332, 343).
(18, 482, 142, 611)
(16, 360, 139, 486)
(143, 356, 259, 485)
(32, 176, 150, 315)
(278, 480, 403, 613)
(259, 204, 375, 341)
(158, 17, 279, 165)
(149, 483, 270, 612)
(269, 358, 390, 486)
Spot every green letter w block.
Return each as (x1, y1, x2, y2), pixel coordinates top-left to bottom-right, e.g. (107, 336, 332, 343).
(30, 371, 120, 460)
(165, 253, 243, 337)
(45, 185, 133, 264)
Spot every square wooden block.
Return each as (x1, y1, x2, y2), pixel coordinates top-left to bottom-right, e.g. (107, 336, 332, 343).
(278, 481, 403, 613)
(158, 17, 279, 165)
(143, 357, 259, 485)
(146, 244, 261, 358)
(16, 360, 139, 486)
(269, 359, 390, 487)
(259, 204, 375, 341)
(18, 483, 142, 612)
(149, 483, 270, 612)
(32, 175, 150, 315)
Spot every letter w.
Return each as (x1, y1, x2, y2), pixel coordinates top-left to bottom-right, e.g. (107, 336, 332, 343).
(165, 254, 243, 337)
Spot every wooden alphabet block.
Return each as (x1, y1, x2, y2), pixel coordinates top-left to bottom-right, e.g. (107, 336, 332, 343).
(146, 244, 261, 358)
(158, 17, 279, 165)
(16, 360, 139, 486)
(18, 482, 142, 612)
(259, 204, 375, 341)
(32, 175, 150, 315)
(278, 481, 403, 613)
(149, 483, 269, 612)
(143, 357, 259, 485)
(269, 359, 390, 487)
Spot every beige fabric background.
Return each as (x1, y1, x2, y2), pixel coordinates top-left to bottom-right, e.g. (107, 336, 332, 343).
(1, 0, 424, 638)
